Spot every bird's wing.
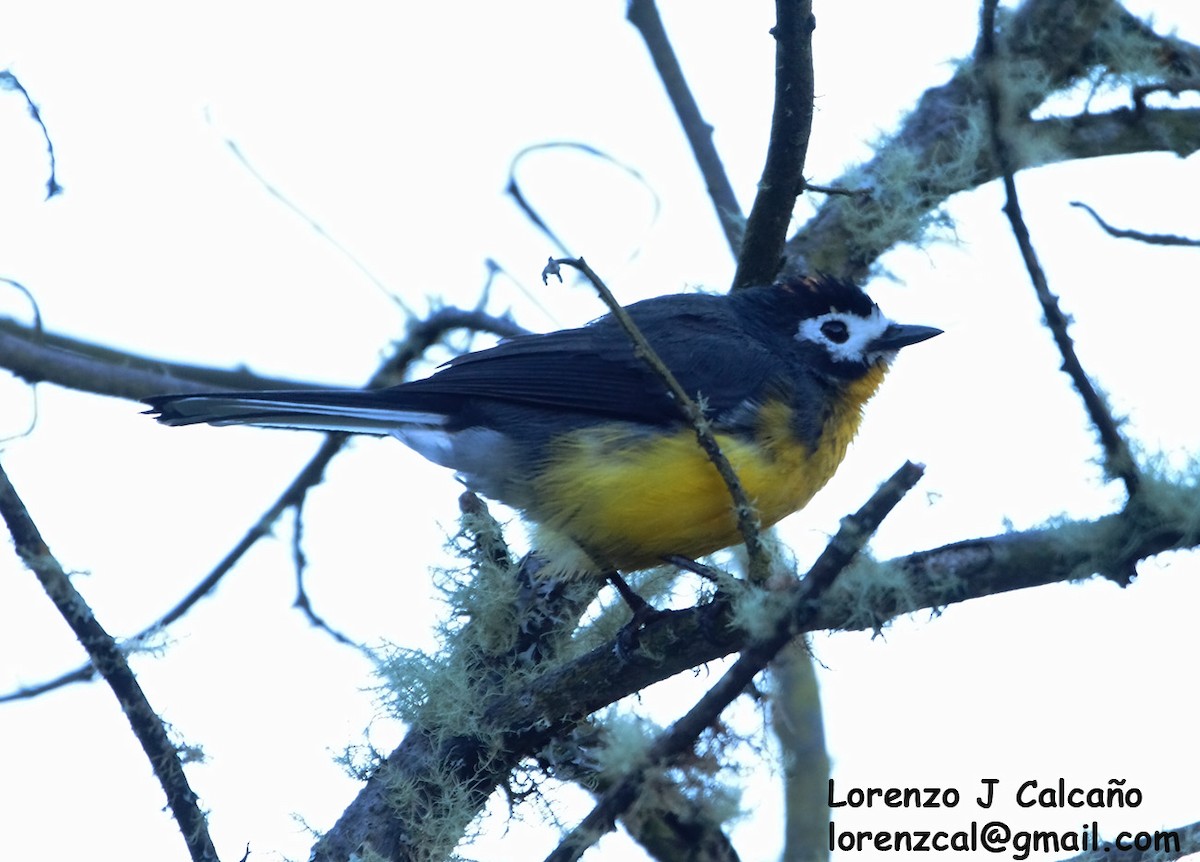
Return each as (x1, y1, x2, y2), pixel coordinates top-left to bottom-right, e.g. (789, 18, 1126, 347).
(146, 297, 787, 431)
(399, 303, 782, 425)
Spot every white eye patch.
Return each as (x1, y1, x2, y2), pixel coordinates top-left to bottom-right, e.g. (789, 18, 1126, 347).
(796, 306, 891, 363)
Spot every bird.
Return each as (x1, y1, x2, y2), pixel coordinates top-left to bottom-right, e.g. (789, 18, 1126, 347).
(145, 275, 940, 576)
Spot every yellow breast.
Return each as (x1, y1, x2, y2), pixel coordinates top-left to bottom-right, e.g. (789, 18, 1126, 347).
(530, 363, 889, 572)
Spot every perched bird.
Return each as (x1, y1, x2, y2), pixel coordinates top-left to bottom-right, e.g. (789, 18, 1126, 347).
(145, 275, 939, 575)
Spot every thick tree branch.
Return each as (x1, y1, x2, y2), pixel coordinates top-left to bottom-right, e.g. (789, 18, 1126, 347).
(0, 462, 219, 862)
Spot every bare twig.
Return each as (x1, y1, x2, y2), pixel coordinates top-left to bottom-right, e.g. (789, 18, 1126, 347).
(0, 70, 62, 198)
(626, 0, 744, 256)
(801, 180, 866, 197)
(545, 461, 924, 862)
(0, 462, 219, 862)
(0, 278, 43, 442)
(1070, 200, 1200, 247)
(506, 141, 662, 265)
(290, 494, 355, 645)
(542, 256, 765, 578)
(730, 0, 815, 291)
(978, 0, 1140, 497)
(219, 134, 412, 315)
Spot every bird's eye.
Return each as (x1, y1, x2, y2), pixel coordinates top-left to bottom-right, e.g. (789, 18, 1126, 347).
(820, 320, 850, 344)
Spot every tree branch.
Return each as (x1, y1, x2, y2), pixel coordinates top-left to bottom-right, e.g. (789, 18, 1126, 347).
(627, 0, 744, 256)
(0, 307, 526, 403)
(0, 70, 61, 199)
(729, 0, 815, 291)
(1070, 200, 1200, 246)
(979, 0, 1140, 496)
(0, 462, 219, 862)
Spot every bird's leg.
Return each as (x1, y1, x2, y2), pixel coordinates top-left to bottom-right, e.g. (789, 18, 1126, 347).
(661, 554, 724, 583)
(605, 570, 671, 654)
(605, 570, 652, 615)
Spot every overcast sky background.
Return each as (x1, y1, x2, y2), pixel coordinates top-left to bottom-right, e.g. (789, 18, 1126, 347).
(2, 3, 1199, 861)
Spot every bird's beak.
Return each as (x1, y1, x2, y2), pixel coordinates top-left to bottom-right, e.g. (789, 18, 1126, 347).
(871, 323, 943, 352)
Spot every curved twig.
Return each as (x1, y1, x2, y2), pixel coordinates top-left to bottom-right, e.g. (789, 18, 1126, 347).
(1070, 200, 1200, 247)
(0, 71, 61, 199)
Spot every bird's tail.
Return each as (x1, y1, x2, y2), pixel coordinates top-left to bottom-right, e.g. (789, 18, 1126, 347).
(143, 390, 445, 435)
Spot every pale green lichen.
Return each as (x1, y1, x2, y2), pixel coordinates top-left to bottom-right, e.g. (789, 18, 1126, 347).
(367, 509, 596, 860)
(1092, 9, 1179, 83)
(819, 551, 949, 634)
(837, 138, 959, 263)
(1132, 451, 1200, 542)
(588, 712, 656, 781)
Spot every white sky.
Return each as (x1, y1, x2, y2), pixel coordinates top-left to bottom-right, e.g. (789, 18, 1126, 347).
(2, 2, 1199, 861)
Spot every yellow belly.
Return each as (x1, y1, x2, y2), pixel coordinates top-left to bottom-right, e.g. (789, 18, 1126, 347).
(530, 368, 884, 571)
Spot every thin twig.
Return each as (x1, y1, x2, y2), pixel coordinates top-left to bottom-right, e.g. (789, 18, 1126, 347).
(0, 462, 220, 862)
(290, 494, 355, 645)
(544, 461, 924, 862)
(978, 0, 1140, 497)
(730, 0, 816, 291)
(219, 134, 413, 315)
(542, 256, 765, 578)
(1070, 201, 1200, 247)
(0, 71, 62, 198)
(802, 180, 867, 198)
(0, 278, 43, 442)
(626, 0, 744, 256)
(506, 141, 663, 266)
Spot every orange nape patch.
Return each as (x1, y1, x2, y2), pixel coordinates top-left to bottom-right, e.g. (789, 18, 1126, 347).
(529, 365, 886, 571)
